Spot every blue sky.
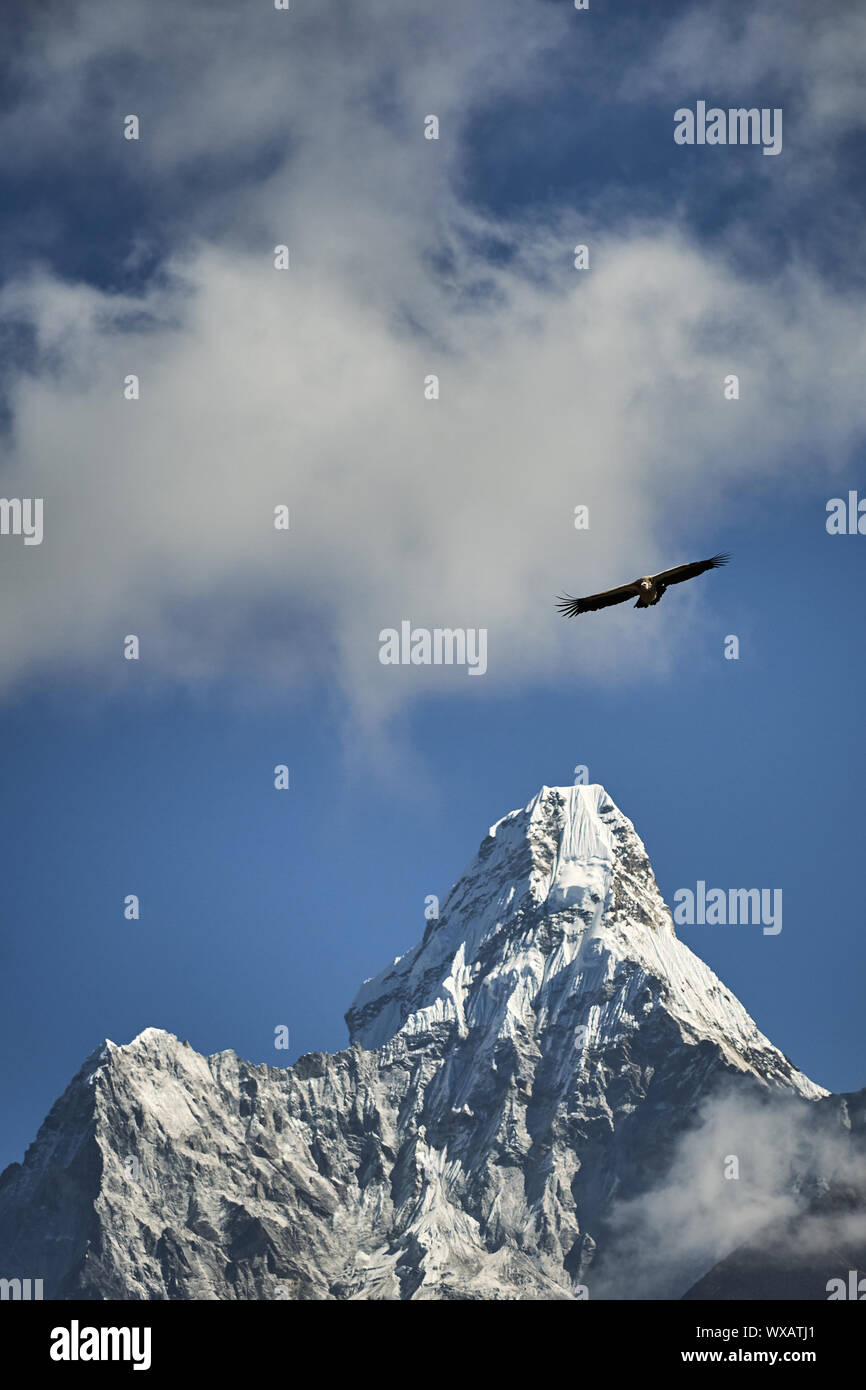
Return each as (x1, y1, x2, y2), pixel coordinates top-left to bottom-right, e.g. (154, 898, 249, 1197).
(1, 0, 865, 1172)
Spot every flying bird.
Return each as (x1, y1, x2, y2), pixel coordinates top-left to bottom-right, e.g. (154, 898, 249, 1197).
(556, 553, 729, 617)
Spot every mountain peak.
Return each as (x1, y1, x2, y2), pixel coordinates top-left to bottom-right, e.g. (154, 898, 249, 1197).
(507, 782, 653, 914)
(345, 780, 665, 1051)
(346, 783, 823, 1101)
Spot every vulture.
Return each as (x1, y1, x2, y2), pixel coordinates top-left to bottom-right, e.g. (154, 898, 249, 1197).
(556, 553, 729, 617)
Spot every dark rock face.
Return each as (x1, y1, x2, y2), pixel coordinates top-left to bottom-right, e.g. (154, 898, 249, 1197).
(0, 785, 837, 1300)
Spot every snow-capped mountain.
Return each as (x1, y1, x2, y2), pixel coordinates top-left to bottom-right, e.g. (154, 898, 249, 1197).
(347, 784, 821, 1093)
(0, 784, 831, 1300)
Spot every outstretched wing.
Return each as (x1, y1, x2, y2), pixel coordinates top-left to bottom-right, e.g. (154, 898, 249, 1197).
(651, 552, 730, 588)
(556, 581, 640, 617)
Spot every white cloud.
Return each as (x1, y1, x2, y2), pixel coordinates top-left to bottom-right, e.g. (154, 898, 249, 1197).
(0, 0, 864, 720)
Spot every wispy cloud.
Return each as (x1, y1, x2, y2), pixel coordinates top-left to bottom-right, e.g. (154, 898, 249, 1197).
(594, 1084, 865, 1299)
